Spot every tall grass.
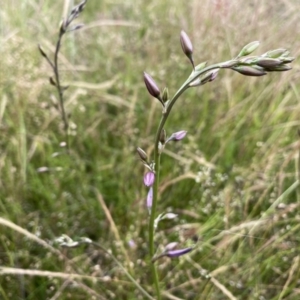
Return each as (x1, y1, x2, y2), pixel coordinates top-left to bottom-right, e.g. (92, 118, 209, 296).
(0, 0, 300, 299)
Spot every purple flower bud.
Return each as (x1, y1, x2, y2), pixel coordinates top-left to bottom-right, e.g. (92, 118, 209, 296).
(232, 66, 267, 76)
(137, 147, 148, 162)
(166, 247, 193, 258)
(144, 172, 155, 187)
(143, 72, 162, 103)
(164, 242, 178, 251)
(255, 58, 282, 68)
(166, 130, 187, 143)
(180, 30, 195, 69)
(147, 187, 153, 210)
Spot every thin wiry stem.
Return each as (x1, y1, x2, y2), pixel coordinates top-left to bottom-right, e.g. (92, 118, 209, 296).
(148, 62, 226, 299)
(53, 31, 70, 150)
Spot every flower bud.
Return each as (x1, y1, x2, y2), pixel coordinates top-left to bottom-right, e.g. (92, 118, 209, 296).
(237, 41, 260, 58)
(38, 44, 47, 58)
(147, 187, 153, 212)
(59, 19, 66, 35)
(195, 62, 207, 72)
(49, 77, 57, 86)
(137, 147, 148, 162)
(255, 58, 282, 68)
(144, 172, 155, 187)
(166, 130, 187, 143)
(279, 57, 295, 63)
(263, 48, 287, 58)
(180, 30, 195, 69)
(166, 247, 193, 258)
(164, 242, 178, 251)
(143, 72, 163, 104)
(264, 65, 292, 72)
(162, 87, 169, 102)
(232, 66, 266, 76)
(160, 129, 167, 144)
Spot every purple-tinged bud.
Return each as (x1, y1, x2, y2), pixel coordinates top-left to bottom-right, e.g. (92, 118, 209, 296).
(264, 65, 292, 72)
(208, 69, 219, 82)
(255, 58, 282, 68)
(137, 147, 148, 162)
(262, 48, 287, 58)
(144, 172, 155, 187)
(160, 129, 167, 144)
(165, 242, 178, 251)
(190, 70, 219, 87)
(180, 30, 195, 69)
(143, 72, 163, 104)
(166, 247, 193, 258)
(237, 41, 260, 58)
(147, 187, 153, 211)
(166, 130, 187, 143)
(232, 66, 267, 76)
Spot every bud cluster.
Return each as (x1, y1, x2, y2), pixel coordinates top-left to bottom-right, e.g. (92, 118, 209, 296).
(230, 42, 294, 77)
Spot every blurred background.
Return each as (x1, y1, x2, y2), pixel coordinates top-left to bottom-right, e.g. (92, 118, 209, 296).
(1, 0, 300, 299)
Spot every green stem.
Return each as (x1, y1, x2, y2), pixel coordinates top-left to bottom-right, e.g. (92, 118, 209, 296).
(148, 62, 224, 298)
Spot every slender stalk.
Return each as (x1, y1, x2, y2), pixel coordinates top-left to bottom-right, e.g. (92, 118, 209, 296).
(148, 62, 224, 298)
(53, 32, 70, 150)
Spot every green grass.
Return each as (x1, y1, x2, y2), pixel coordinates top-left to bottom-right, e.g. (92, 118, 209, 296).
(1, 0, 300, 299)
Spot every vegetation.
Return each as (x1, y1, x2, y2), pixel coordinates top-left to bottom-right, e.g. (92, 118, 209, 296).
(0, 0, 299, 299)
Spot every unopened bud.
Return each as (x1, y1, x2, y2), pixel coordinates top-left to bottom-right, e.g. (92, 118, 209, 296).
(49, 77, 57, 86)
(232, 65, 266, 76)
(166, 247, 193, 258)
(264, 65, 292, 72)
(147, 187, 153, 212)
(162, 87, 169, 102)
(38, 44, 47, 58)
(200, 69, 219, 84)
(237, 41, 260, 58)
(59, 19, 66, 35)
(255, 58, 282, 68)
(137, 147, 148, 162)
(143, 72, 162, 103)
(166, 130, 187, 143)
(180, 30, 195, 69)
(194, 62, 207, 72)
(144, 172, 155, 187)
(263, 48, 287, 58)
(160, 129, 167, 144)
(279, 57, 295, 63)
